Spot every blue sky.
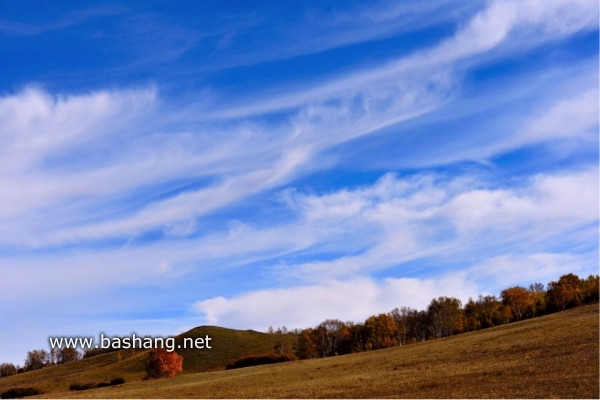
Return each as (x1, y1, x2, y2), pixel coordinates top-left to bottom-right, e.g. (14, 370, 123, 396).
(0, 0, 598, 366)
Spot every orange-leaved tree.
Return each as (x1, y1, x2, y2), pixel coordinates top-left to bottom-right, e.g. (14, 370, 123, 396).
(501, 286, 533, 321)
(145, 347, 183, 379)
(547, 273, 584, 311)
(364, 313, 398, 350)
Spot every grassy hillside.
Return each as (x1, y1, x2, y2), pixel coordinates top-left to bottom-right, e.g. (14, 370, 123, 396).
(0, 326, 293, 395)
(1, 304, 597, 398)
(173, 326, 296, 372)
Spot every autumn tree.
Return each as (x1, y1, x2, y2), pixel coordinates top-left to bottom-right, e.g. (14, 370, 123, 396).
(57, 347, 80, 364)
(24, 349, 49, 371)
(582, 274, 599, 303)
(475, 295, 506, 327)
(391, 308, 430, 343)
(411, 309, 430, 342)
(295, 329, 317, 359)
(390, 308, 430, 343)
(313, 319, 349, 357)
(427, 297, 463, 338)
(547, 273, 584, 311)
(462, 298, 481, 332)
(343, 322, 365, 352)
(334, 322, 353, 355)
(391, 307, 407, 344)
(0, 363, 17, 377)
(145, 348, 183, 379)
(528, 283, 547, 317)
(501, 286, 533, 321)
(364, 313, 398, 350)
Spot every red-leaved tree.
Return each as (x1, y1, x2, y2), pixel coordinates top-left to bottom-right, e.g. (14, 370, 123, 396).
(145, 348, 183, 379)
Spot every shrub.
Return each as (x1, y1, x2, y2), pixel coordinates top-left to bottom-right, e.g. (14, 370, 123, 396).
(70, 378, 124, 391)
(110, 377, 125, 385)
(69, 381, 98, 391)
(225, 353, 296, 370)
(145, 348, 183, 379)
(1, 387, 41, 399)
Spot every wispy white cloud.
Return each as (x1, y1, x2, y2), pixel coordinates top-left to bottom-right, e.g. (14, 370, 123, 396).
(198, 0, 597, 120)
(0, 77, 449, 247)
(1, 0, 595, 250)
(273, 169, 598, 280)
(4, 74, 593, 249)
(431, 0, 598, 64)
(2, 167, 595, 308)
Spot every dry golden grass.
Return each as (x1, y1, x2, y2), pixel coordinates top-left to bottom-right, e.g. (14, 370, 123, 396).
(21, 303, 597, 399)
(0, 348, 148, 395)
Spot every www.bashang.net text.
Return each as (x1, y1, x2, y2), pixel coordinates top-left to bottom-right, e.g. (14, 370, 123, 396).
(48, 333, 212, 353)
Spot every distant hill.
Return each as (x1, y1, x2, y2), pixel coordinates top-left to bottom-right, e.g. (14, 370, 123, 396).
(173, 325, 297, 372)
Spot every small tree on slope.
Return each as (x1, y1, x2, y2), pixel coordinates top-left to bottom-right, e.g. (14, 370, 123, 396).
(145, 348, 183, 379)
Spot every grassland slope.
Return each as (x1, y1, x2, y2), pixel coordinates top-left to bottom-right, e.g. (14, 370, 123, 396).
(53, 303, 598, 399)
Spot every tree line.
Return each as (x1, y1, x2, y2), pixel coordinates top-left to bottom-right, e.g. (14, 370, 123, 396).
(291, 273, 599, 360)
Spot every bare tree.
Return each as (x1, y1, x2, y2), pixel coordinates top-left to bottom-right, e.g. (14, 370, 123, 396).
(0, 363, 17, 377)
(24, 349, 49, 371)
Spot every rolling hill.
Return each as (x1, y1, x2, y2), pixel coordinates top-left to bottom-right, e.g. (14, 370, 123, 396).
(0, 304, 598, 398)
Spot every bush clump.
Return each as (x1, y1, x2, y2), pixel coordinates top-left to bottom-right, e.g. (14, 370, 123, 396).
(70, 377, 125, 391)
(1, 387, 41, 399)
(110, 377, 126, 385)
(69, 381, 98, 391)
(225, 353, 296, 370)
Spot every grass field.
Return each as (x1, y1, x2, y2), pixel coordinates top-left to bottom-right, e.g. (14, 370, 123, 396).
(1, 304, 598, 398)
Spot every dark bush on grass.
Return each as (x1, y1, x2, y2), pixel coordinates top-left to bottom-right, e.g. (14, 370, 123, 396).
(70, 377, 124, 391)
(69, 381, 98, 391)
(225, 353, 296, 370)
(110, 377, 125, 385)
(1, 387, 41, 398)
